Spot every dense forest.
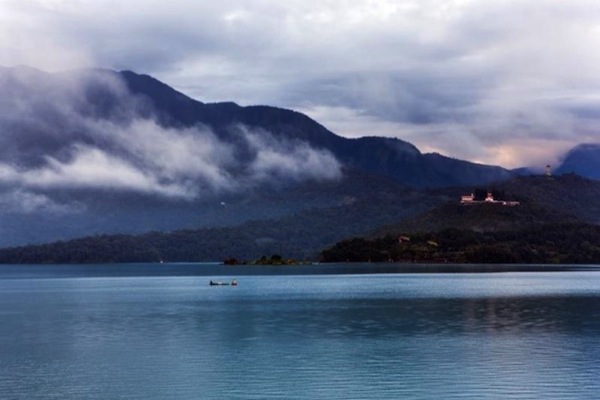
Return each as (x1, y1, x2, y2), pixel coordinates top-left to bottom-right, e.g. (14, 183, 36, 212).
(320, 222, 600, 264)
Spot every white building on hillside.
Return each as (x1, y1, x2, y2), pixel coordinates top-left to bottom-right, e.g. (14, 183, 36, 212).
(460, 191, 520, 206)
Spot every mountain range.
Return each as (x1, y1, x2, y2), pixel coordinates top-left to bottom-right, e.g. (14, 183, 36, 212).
(556, 143, 600, 180)
(0, 66, 598, 259)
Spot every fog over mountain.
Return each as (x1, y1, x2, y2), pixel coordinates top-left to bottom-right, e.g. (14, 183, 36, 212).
(0, 66, 595, 249)
(0, 67, 341, 208)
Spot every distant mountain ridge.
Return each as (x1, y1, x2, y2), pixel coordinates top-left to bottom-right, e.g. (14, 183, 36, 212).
(556, 143, 600, 180)
(120, 69, 515, 188)
(0, 66, 515, 248)
(115, 70, 600, 184)
(0, 65, 596, 253)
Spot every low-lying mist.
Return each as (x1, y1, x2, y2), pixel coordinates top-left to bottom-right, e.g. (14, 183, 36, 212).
(0, 67, 342, 214)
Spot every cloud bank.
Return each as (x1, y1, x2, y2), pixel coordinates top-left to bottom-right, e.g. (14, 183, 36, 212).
(0, 69, 342, 213)
(1, 0, 600, 168)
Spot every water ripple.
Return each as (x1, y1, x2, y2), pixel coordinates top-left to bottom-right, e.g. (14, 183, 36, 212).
(1, 269, 599, 399)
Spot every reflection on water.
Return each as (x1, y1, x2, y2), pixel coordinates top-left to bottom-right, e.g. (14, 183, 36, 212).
(0, 267, 599, 399)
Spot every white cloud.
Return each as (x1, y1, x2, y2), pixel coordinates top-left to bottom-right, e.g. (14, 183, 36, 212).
(0, 145, 192, 197)
(0, 188, 84, 214)
(0, 122, 343, 200)
(1, 0, 600, 168)
(0, 68, 343, 201)
(241, 127, 343, 183)
(89, 119, 239, 194)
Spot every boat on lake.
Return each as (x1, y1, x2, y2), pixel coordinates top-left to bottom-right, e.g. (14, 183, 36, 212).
(210, 279, 237, 286)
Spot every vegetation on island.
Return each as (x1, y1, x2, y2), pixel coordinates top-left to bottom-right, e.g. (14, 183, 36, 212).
(320, 222, 600, 264)
(224, 254, 305, 265)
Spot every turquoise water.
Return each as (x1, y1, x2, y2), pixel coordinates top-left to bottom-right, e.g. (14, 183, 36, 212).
(1, 264, 599, 399)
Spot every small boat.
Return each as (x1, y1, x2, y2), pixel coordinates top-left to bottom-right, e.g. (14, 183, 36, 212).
(210, 279, 237, 286)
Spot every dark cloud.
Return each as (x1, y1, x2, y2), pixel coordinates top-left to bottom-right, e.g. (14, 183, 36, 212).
(1, 0, 600, 167)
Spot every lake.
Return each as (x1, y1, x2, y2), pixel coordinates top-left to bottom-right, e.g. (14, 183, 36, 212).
(1, 263, 599, 399)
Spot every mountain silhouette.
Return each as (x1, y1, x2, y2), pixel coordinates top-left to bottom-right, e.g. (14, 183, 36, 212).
(0, 66, 593, 252)
(556, 143, 600, 180)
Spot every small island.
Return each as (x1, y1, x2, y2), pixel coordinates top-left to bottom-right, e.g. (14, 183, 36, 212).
(224, 254, 308, 266)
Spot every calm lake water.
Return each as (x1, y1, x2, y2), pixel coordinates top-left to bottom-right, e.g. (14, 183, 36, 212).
(1, 263, 599, 399)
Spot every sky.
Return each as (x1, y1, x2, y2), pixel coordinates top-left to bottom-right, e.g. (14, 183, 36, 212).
(1, 0, 599, 169)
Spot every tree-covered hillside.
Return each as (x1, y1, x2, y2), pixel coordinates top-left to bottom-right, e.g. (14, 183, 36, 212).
(0, 171, 598, 264)
(321, 223, 600, 264)
(0, 183, 442, 264)
(348, 175, 600, 264)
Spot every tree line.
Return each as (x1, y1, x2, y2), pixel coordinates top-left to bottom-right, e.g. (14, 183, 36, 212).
(320, 222, 600, 264)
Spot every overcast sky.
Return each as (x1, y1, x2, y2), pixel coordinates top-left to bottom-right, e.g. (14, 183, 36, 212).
(1, 0, 599, 168)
